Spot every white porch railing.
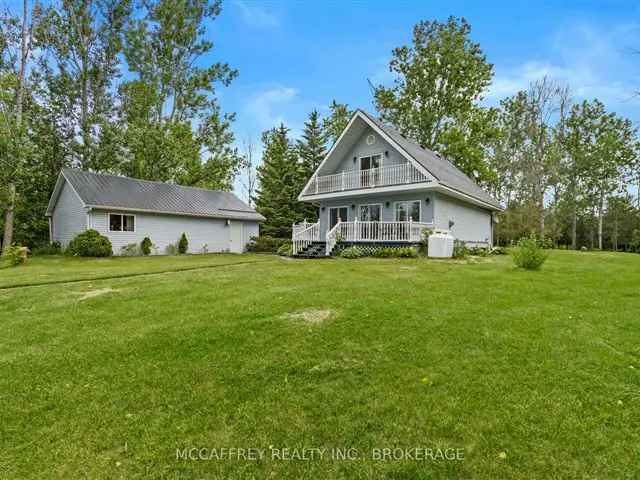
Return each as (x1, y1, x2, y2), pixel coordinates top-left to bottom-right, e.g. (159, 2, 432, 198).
(292, 221, 320, 255)
(325, 220, 433, 255)
(304, 163, 428, 196)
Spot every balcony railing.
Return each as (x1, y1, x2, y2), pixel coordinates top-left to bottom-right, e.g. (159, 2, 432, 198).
(304, 163, 428, 196)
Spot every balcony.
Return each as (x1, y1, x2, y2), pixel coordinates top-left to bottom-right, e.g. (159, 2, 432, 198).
(303, 163, 429, 196)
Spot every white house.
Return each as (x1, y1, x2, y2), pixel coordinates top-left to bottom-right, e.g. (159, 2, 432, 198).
(46, 169, 264, 255)
(292, 110, 503, 256)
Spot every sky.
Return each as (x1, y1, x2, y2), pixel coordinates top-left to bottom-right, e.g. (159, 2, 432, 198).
(208, 0, 640, 198)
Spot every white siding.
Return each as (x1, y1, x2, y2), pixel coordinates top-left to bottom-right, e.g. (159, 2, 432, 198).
(51, 182, 87, 247)
(89, 209, 259, 255)
(434, 193, 492, 246)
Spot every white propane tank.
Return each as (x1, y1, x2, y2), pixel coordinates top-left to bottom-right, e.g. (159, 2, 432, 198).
(428, 229, 455, 258)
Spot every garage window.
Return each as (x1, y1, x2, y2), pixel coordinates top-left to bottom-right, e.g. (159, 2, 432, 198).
(109, 213, 135, 232)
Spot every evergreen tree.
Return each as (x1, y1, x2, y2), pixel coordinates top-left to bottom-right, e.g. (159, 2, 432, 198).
(255, 124, 303, 238)
(297, 110, 327, 220)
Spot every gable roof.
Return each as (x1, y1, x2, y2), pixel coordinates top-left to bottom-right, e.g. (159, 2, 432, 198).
(46, 168, 265, 221)
(358, 111, 502, 210)
(301, 109, 502, 210)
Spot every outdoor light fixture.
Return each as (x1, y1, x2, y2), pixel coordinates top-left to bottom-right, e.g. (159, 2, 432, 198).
(385, 201, 390, 208)
(321, 206, 326, 211)
(353, 156, 357, 163)
(351, 204, 356, 209)
(226, 219, 231, 226)
(449, 220, 455, 228)
(385, 150, 389, 157)
(425, 197, 430, 204)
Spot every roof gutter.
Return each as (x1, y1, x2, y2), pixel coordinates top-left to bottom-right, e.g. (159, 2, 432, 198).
(85, 204, 265, 222)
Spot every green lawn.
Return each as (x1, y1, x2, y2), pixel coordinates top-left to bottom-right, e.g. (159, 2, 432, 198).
(1, 251, 639, 479)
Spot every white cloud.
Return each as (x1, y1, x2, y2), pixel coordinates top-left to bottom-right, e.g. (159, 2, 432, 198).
(486, 21, 640, 115)
(233, 0, 280, 29)
(244, 85, 298, 131)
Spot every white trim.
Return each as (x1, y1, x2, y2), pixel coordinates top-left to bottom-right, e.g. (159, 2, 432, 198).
(327, 205, 349, 230)
(46, 171, 88, 216)
(357, 203, 383, 222)
(87, 204, 264, 222)
(434, 185, 502, 211)
(302, 182, 435, 201)
(108, 212, 137, 233)
(394, 200, 421, 222)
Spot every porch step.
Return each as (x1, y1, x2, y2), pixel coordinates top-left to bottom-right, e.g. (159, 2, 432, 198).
(294, 241, 328, 258)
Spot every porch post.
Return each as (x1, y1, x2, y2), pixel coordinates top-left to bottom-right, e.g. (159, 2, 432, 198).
(341, 171, 345, 191)
(354, 216, 359, 242)
(409, 217, 412, 242)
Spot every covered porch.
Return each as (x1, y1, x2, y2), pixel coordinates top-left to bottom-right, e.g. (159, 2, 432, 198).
(292, 219, 433, 256)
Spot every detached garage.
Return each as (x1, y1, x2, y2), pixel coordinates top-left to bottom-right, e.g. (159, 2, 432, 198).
(46, 168, 264, 255)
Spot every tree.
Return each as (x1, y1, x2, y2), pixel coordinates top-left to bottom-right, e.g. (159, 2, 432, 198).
(238, 136, 257, 206)
(255, 124, 303, 237)
(0, 0, 38, 254)
(118, 0, 240, 188)
(297, 110, 327, 220)
(565, 100, 637, 249)
(372, 16, 495, 181)
(40, 0, 132, 169)
(322, 100, 352, 145)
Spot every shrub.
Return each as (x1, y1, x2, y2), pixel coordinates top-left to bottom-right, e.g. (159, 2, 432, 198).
(178, 233, 188, 254)
(395, 247, 418, 258)
(418, 228, 432, 256)
(452, 240, 468, 259)
(580, 246, 588, 252)
(372, 247, 395, 258)
(120, 243, 141, 256)
(513, 234, 548, 270)
(4, 244, 29, 266)
(490, 246, 506, 255)
(140, 237, 152, 255)
(165, 243, 178, 255)
(31, 241, 62, 256)
(246, 236, 290, 253)
(67, 230, 112, 257)
(277, 242, 293, 256)
(340, 246, 363, 259)
(468, 246, 489, 257)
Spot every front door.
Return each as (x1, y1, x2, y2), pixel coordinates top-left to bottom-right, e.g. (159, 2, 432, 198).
(359, 204, 381, 239)
(329, 206, 348, 229)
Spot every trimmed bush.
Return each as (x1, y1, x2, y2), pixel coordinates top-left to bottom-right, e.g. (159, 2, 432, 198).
(340, 246, 363, 259)
(140, 237, 152, 255)
(165, 243, 178, 255)
(67, 230, 112, 257)
(246, 236, 290, 253)
(513, 234, 548, 270)
(178, 233, 189, 254)
(395, 247, 418, 258)
(372, 247, 395, 258)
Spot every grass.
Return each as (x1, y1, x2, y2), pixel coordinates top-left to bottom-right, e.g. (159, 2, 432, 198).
(1, 251, 639, 479)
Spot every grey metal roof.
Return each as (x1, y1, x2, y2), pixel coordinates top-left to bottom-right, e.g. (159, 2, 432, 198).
(359, 110, 502, 210)
(56, 168, 265, 221)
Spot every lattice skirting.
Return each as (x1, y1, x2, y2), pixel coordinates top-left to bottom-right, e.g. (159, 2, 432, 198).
(333, 242, 420, 256)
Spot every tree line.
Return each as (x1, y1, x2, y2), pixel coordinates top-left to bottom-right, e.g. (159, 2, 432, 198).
(255, 17, 640, 251)
(1, 0, 241, 252)
(2, 8, 639, 253)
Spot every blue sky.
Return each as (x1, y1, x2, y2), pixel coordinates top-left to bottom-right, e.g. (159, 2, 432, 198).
(211, 0, 640, 152)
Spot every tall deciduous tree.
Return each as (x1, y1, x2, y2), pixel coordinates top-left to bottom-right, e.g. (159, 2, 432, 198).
(372, 16, 495, 181)
(40, 0, 132, 169)
(121, 0, 240, 188)
(255, 124, 303, 237)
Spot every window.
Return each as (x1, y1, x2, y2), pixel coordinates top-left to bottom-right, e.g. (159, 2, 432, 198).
(109, 213, 135, 232)
(359, 204, 381, 222)
(359, 154, 382, 171)
(394, 201, 420, 222)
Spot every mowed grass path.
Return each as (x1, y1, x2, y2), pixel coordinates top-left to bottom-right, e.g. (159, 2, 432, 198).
(1, 251, 639, 479)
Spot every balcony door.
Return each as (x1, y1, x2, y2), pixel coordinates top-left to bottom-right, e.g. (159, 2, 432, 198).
(359, 154, 382, 188)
